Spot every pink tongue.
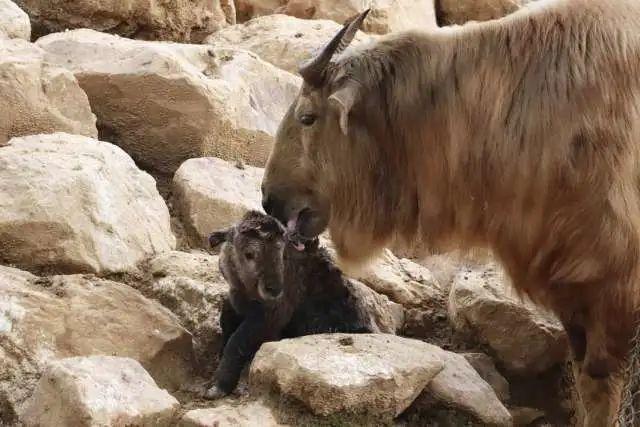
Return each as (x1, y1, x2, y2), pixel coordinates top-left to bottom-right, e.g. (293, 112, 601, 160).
(293, 242, 305, 251)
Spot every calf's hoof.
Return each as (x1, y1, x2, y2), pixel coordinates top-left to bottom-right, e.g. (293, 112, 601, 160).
(203, 385, 229, 400)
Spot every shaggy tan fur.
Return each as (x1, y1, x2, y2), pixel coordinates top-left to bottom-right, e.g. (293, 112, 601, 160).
(262, 1, 640, 424)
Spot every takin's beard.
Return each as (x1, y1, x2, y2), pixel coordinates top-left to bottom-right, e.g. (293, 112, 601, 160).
(328, 218, 389, 276)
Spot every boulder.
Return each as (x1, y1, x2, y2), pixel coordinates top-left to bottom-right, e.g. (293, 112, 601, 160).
(146, 251, 228, 372)
(249, 334, 444, 418)
(21, 356, 179, 427)
(37, 30, 301, 173)
(13, 0, 234, 42)
(414, 350, 512, 426)
(179, 400, 287, 427)
(0, 40, 96, 145)
(436, 0, 523, 26)
(355, 249, 443, 309)
(0, 133, 175, 274)
(348, 279, 405, 334)
(448, 264, 568, 374)
(0, 0, 30, 40)
(237, 0, 438, 34)
(173, 157, 264, 245)
(0, 267, 194, 424)
(206, 14, 373, 74)
(462, 353, 510, 401)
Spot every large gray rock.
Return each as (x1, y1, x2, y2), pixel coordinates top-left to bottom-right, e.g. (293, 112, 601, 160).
(415, 350, 512, 426)
(173, 157, 264, 245)
(146, 250, 228, 372)
(249, 334, 444, 418)
(179, 400, 287, 427)
(462, 353, 510, 402)
(0, 133, 175, 274)
(37, 30, 301, 173)
(0, 267, 194, 425)
(0, 0, 30, 39)
(348, 279, 405, 334)
(21, 356, 180, 427)
(449, 265, 568, 374)
(13, 0, 234, 42)
(236, 0, 438, 34)
(206, 14, 373, 74)
(0, 40, 97, 145)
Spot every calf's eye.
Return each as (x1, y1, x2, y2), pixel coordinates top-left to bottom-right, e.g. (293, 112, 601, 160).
(299, 114, 316, 126)
(244, 251, 255, 261)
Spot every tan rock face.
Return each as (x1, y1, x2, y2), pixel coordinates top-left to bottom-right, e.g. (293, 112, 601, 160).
(0, 0, 30, 40)
(462, 352, 510, 402)
(206, 14, 373, 74)
(146, 251, 229, 372)
(436, 0, 522, 26)
(179, 400, 287, 427)
(249, 334, 444, 418)
(21, 356, 180, 427)
(0, 133, 175, 274)
(37, 30, 301, 173)
(347, 279, 405, 334)
(173, 157, 264, 245)
(0, 40, 97, 145)
(0, 267, 194, 424)
(237, 0, 438, 34)
(448, 265, 568, 374)
(418, 350, 512, 426)
(13, 0, 234, 42)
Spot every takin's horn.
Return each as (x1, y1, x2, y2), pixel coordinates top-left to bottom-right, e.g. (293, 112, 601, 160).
(299, 8, 370, 87)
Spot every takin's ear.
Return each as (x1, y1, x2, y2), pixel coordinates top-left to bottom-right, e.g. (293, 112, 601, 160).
(328, 82, 361, 136)
(208, 228, 233, 249)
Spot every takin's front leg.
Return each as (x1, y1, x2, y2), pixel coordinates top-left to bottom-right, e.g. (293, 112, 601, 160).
(205, 307, 274, 399)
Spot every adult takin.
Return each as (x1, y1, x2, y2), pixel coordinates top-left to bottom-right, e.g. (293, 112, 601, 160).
(260, 1, 640, 425)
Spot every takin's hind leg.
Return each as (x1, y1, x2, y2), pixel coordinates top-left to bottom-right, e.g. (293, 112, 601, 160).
(577, 315, 624, 427)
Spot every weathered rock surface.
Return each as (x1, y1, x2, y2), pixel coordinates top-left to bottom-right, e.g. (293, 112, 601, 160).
(356, 249, 443, 309)
(21, 356, 179, 427)
(462, 352, 510, 401)
(237, 0, 438, 34)
(249, 334, 444, 418)
(37, 30, 301, 173)
(0, 0, 30, 40)
(179, 400, 287, 427)
(173, 157, 264, 244)
(415, 350, 512, 426)
(449, 265, 568, 374)
(146, 251, 228, 372)
(0, 133, 175, 274)
(436, 0, 523, 26)
(0, 40, 96, 145)
(13, 0, 234, 42)
(206, 14, 373, 74)
(0, 267, 193, 424)
(348, 279, 405, 334)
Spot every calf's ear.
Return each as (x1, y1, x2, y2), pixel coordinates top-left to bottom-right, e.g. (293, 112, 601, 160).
(208, 228, 233, 248)
(328, 81, 360, 136)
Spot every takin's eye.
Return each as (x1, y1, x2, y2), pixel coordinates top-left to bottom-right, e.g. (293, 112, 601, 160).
(243, 251, 256, 261)
(299, 114, 317, 126)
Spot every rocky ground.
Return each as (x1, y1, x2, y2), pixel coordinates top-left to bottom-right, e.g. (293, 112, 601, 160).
(0, 0, 575, 426)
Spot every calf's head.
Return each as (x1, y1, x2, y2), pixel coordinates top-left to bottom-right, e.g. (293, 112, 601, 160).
(262, 9, 395, 265)
(209, 211, 287, 302)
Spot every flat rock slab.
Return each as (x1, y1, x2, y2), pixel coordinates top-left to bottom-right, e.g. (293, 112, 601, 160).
(0, 266, 194, 422)
(21, 356, 179, 427)
(448, 265, 568, 374)
(180, 400, 287, 427)
(0, 133, 175, 274)
(249, 334, 444, 418)
(37, 30, 301, 173)
(173, 157, 264, 244)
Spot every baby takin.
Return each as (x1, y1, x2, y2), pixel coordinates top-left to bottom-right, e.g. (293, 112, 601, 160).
(205, 210, 373, 398)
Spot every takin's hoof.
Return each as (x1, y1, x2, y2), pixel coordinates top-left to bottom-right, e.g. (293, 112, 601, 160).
(203, 385, 230, 400)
